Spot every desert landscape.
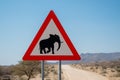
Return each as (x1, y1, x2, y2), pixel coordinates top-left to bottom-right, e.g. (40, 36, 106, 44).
(0, 53, 120, 80)
(0, 62, 120, 80)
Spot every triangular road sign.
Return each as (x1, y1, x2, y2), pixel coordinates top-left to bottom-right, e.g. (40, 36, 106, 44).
(23, 10, 81, 60)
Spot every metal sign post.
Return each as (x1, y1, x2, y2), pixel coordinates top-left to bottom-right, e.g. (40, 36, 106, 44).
(58, 60, 61, 80)
(41, 60, 44, 80)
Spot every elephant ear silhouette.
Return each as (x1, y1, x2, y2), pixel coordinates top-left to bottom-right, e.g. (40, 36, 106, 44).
(39, 34, 62, 54)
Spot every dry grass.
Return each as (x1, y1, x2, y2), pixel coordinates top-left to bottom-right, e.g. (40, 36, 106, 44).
(71, 59, 120, 80)
(11, 64, 64, 80)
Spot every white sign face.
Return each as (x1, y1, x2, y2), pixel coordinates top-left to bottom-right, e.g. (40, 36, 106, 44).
(31, 20, 73, 56)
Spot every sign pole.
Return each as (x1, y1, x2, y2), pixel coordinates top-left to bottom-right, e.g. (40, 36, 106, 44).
(41, 60, 44, 80)
(58, 60, 61, 80)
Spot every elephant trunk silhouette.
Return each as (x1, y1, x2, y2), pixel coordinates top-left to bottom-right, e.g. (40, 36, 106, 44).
(39, 34, 62, 54)
(56, 36, 61, 51)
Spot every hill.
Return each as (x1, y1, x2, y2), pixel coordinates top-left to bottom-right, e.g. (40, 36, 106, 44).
(80, 52, 120, 63)
(60, 52, 120, 64)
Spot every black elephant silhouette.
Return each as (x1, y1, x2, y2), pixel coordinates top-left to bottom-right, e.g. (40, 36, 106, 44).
(39, 34, 62, 54)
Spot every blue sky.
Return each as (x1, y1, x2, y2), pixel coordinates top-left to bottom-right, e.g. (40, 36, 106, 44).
(0, 0, 120, 65)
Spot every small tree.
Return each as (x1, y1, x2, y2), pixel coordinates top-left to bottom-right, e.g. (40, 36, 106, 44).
(13, 61, 40, 80)
(0, 66, 13, 76)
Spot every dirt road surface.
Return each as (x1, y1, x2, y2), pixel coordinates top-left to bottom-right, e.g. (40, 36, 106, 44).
(62, 65, 109, 80)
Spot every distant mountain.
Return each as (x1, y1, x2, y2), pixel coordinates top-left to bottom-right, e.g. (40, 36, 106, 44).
(60, 52, 120, 64)
(80, 52, 120, 63)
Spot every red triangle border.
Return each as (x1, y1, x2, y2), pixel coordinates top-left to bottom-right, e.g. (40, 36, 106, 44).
(23, 10, 81, 60)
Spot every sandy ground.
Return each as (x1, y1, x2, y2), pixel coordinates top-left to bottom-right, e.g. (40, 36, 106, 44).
(62, 65, 109, 80)
(30, 74, 40, 80)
